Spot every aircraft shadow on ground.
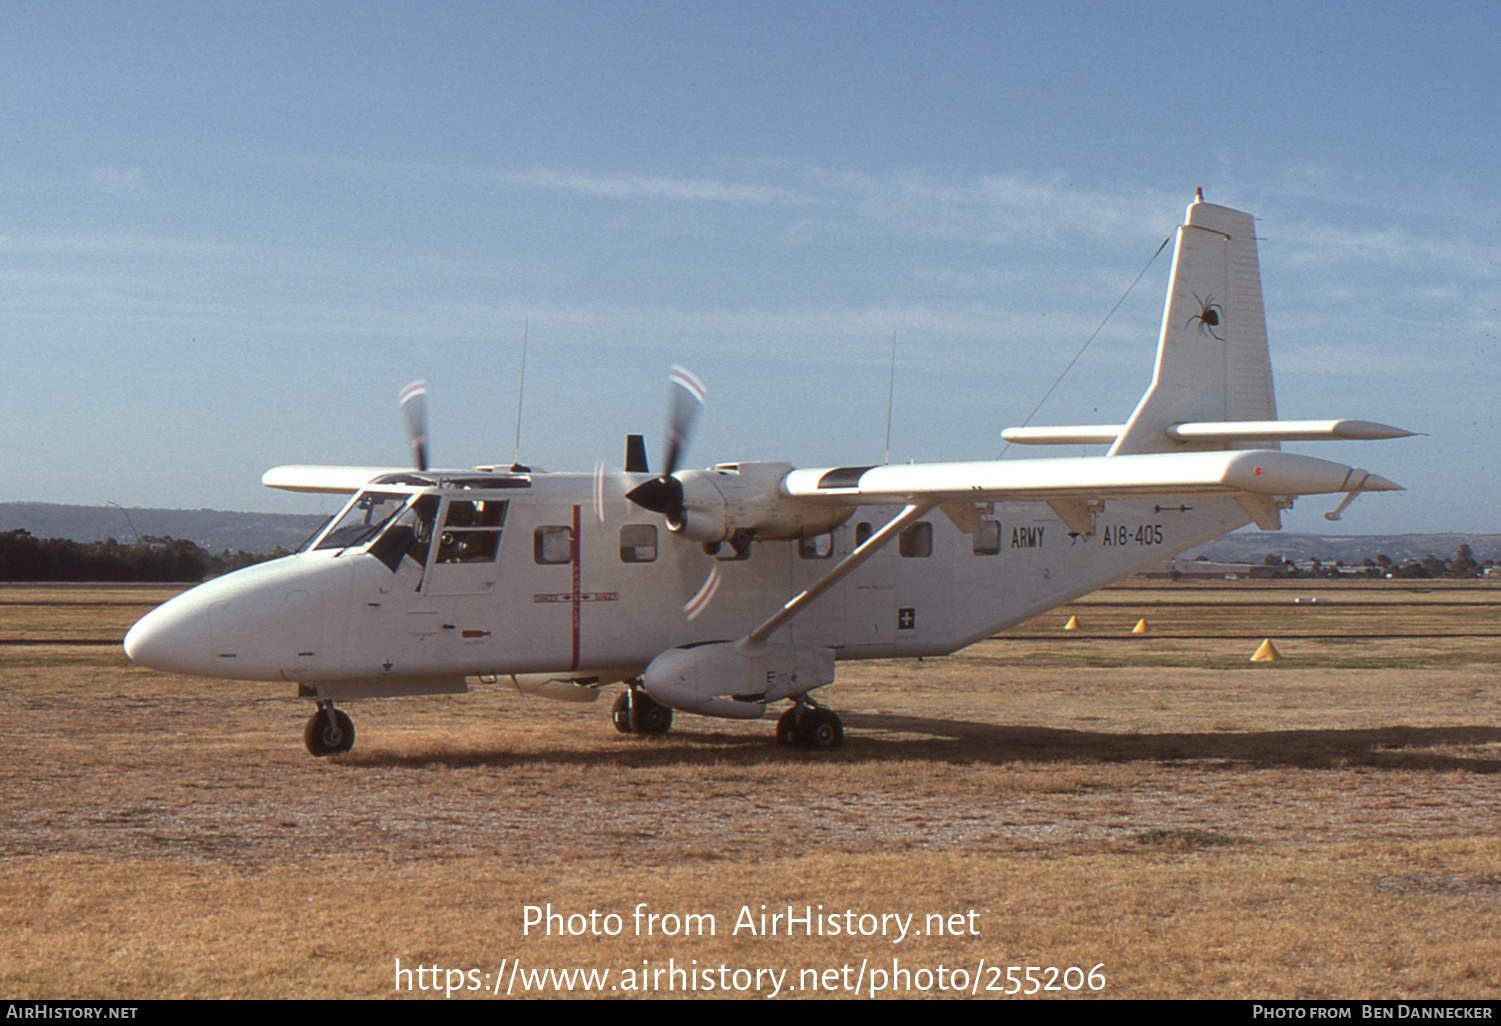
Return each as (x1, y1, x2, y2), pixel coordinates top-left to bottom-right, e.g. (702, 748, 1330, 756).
(340, 714, 1501, 774)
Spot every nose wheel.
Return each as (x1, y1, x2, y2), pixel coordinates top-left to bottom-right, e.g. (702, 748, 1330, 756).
(305, 702, 355, 757)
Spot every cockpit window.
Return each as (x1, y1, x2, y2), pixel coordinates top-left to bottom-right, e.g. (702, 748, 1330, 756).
(368, 494, 439, 572)
(314, 492, 410, 551)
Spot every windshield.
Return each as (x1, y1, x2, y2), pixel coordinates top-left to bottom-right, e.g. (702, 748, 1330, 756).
(313, 491, 411, 551)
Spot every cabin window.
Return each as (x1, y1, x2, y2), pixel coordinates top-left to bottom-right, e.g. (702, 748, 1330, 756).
(533, 525, 574, 565)
(798, 533, 834, 559)
(898, 522, 932, 558)
(854, 522, 873, 547)
(972, 519, 1001, 556)
(619, 524, 657, 563)
(436, 499, 506, 563)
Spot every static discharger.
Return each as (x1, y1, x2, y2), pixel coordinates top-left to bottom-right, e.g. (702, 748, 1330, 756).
(1250, 639, 1283, 663)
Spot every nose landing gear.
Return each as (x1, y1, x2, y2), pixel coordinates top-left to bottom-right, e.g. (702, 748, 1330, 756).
(305, 701, 355, 756)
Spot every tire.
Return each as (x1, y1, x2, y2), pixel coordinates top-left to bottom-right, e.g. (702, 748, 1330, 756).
(304, 707, 355, 757)
(628, 692, 673, 735)
(611, 693, 634, 734)
(805, 708, 843, 750)
(776, 706, 843, 750)
(776, 706, 805, 748)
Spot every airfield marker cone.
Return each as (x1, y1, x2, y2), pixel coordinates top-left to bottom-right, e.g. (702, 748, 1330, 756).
(1250, 639, 1282, 663)
(1064, 615, 1080, 630)
(1131, 618, 1150, 634)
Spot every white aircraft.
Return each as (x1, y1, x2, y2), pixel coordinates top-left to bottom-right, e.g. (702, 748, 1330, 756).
(125, 193, 1412, 756)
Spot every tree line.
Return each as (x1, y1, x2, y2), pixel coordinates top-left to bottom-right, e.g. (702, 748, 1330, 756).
(2, 528, 1494, 584)
(0, 529, 286, 582)
(1256, 544, 1490, 579)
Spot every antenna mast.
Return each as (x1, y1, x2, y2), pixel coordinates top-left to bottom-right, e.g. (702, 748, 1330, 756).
(883, 329, 897, 464)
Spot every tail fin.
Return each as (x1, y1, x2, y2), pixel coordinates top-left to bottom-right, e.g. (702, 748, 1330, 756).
(1109, 194, 1276, 456)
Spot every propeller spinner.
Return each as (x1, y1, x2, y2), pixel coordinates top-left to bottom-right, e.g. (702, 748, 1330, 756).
(626, 366, 706, 523)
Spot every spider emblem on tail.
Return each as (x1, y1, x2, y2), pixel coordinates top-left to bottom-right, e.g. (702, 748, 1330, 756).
(1185, 291, 1225, 340)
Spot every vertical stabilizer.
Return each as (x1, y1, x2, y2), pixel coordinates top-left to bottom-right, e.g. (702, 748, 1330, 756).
(1109, 195, 1276, 455)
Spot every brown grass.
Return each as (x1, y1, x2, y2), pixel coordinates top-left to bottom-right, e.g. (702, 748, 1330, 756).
(2, 581, 1500, 999)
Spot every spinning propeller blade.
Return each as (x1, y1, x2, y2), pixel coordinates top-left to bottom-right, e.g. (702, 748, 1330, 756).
(684, 565, 722, 621)
(626, 366, 706, 520)
(662, 365, 705, 479)
(399, 381, 429, 472)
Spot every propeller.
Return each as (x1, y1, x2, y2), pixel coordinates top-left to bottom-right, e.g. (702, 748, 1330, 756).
(595, 434, 652, 524)
(626, 366, 706, 522)
(399, 380, 429, 471)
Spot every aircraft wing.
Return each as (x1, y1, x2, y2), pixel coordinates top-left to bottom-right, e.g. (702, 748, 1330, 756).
(261, 465, 410, 495)
(781, 449, 1400, 506)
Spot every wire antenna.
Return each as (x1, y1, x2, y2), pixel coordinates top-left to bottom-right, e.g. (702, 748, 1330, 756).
(997, 233, 1172, 457)
(512, 318, 529, 469)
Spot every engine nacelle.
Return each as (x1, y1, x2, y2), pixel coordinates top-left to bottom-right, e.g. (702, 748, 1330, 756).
(668, 461, 852, 544)
(642, 641, 836, 718)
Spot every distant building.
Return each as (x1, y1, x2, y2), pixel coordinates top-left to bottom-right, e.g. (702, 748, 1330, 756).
(1137, 559, 1270, 580)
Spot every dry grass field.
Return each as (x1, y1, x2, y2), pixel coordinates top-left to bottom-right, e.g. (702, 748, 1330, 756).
(2, 579, 1500, 1000)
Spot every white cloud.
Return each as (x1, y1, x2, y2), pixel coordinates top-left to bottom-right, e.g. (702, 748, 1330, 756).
(88, 164, 145, 197)
(506, 167, 807, 206)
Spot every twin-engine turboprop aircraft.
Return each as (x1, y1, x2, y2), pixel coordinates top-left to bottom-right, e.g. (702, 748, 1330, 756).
(125, 193, 1413, 756)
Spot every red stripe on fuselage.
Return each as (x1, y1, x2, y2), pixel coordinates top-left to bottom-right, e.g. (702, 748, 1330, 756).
(569, 504, 581, 671)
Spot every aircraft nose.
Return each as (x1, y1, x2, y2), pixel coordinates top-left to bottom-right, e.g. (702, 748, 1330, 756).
(124, 596, 213, 675)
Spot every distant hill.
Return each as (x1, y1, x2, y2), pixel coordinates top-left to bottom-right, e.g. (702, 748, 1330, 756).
(1190, 532, 1501, 566)
(0, 503, 327, 554)
(4, 502, 1497, 566)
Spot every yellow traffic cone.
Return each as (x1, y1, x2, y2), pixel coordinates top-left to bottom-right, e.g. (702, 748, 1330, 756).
(1250, 639, 1282, 663)
(1064, 615, 1080, 630)
(1131, 618, 1149, 634)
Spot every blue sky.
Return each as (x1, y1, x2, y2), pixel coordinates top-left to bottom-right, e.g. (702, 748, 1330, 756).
(3, 1, 1496, 535)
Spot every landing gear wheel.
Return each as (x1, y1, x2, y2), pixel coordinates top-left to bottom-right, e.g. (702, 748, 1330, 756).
(611, 693, 634, 734)
(776, 706, 804, 747)
(304, 704, 355, 757)
(804, 707, 843, 749)
(627, 691, 673, 736)
(776, 705, 843, 750)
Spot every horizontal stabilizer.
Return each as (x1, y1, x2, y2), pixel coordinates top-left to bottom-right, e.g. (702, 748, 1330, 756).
(1164, 419, 1415, 443)
(1001, 425, 1124, 446)
(1003, 419, 1413, 447)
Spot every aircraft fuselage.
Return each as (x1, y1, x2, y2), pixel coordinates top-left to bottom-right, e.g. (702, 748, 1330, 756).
(125, 469, 1251, 701)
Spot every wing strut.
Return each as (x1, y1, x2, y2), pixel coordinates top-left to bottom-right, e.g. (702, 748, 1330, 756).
(741, 501, 938, 647)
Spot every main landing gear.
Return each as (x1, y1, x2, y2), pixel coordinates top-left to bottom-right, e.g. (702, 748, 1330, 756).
(776, 702, 844, 750)
(612, 686, 674, 736)
(305, 701, 355, 757)
(612, 685, 843, 749)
